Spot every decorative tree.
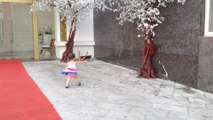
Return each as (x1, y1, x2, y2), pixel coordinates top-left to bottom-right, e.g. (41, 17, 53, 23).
(107, 0, 187, 78)
(31, 0, 108, 62)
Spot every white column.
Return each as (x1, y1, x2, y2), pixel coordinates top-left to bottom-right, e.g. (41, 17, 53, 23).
(54, 7, 60, 42)
(54, 7, 66, 58)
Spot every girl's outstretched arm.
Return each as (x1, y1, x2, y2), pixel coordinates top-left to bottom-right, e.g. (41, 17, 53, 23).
(75, 60, 88, 64)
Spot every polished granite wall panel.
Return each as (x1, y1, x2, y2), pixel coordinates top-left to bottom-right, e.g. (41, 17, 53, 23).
(153, 53, 198, 88)
(95, 45, 142, 69)
(154, 0, 201, 56)
(94, 1, 202, 88)
(198, 37, 213, 93)
(94, 9, 144, 69)
(152, 0, 201, 88)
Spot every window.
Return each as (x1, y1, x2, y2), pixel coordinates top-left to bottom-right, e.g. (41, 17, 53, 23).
(205, 0, 213, 36)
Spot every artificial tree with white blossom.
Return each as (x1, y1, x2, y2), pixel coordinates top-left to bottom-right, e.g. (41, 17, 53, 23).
(31, 0, 109, 62)
(107, 0, 187, 78)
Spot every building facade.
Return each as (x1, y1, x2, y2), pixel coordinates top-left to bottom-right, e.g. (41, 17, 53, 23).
(0, 0, 95, 61)
(1, 0, 213, 93)
(94, 0, 213, 93)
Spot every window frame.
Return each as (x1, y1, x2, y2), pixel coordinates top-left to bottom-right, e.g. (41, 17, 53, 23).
(205, 0, 213, 36)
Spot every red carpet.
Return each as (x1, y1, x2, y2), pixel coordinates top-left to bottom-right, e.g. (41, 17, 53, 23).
(0, 60, 61, 120)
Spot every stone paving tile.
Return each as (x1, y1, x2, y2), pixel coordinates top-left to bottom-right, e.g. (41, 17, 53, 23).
(23, 60, 213, 120)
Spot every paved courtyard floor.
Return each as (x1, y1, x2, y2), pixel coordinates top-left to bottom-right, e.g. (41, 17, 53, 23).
(23, 60, 213, 120)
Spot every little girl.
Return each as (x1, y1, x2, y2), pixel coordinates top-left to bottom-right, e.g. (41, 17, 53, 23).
(61, 53, 87, 88)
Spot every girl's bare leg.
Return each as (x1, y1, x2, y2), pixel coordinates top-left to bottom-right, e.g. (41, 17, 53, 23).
(75, 76, 81, 86)
(65, 76, 71, 88)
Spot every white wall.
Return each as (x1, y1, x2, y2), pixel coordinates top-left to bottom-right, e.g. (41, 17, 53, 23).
(73, 10, 95, 57)
(75, 12, 94, 42)
(55, 9, 95, 59)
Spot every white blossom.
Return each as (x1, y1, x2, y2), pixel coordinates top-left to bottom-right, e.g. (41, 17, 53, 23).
(31, 0, 187, 38)
(31, 0, 109, 26)
(108, 0, 187, 37)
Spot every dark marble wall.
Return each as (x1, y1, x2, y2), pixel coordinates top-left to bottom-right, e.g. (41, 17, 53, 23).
(152, 0, 201, 88)
(94, 10, 143, 70)
(198, 37, 213, 93)
(197, 1, 213, 93)
(94, 0, 205, 89)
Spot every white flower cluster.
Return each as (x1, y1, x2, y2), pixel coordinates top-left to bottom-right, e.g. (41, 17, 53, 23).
(31, 0, 53, 12)
(31, 0, 187, 38)
(31, 0, 108, 27)
(108, 0, 187, 37)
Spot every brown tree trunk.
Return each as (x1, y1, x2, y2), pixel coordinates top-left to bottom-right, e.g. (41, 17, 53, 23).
(60, 19, 77, 63)
(138, 28, 156, 78)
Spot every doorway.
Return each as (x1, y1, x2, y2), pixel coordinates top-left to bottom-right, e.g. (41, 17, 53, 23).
(0, 2, 34, 60)
(37, 8, 56, 60)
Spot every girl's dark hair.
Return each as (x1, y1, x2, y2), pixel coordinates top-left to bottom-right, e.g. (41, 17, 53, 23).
(68, 53, 75, 61)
